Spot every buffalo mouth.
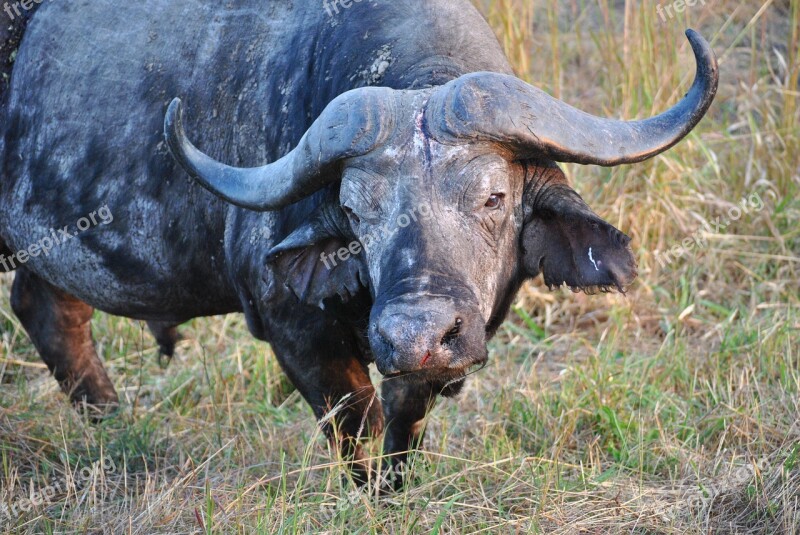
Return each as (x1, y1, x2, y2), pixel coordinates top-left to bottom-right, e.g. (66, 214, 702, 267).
(380, 359, 488, 393)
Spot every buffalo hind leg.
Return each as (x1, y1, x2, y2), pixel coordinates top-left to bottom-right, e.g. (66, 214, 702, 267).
(10, 268, 118, 418)
(263, 307, 383, 486)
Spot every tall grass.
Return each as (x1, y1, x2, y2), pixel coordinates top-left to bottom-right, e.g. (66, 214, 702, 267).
(1, 1, 798, 533)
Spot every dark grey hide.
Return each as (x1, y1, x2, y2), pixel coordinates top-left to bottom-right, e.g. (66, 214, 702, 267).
(0, 0, 717, 486)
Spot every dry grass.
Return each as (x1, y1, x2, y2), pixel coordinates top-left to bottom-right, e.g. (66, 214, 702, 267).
(1, 0, 799, 533)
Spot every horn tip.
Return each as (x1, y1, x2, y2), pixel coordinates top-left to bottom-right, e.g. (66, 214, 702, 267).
(684, 28, 715, 63)
(683, 29, 719, 90)
(168, 96, 183, 110)
(684, 28, 706, 52)
(164, 98, 186, 150)
(165, 98, 183, 129)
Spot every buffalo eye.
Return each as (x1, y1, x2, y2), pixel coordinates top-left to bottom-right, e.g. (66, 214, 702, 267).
(484, 193, 505, 209)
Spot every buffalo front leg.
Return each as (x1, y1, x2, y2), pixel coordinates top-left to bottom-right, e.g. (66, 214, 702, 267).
(10, 268, 119, 418)
(263, 308, 384, 485)
(380, 378, 464, 489)
(380, 378, 436, 489)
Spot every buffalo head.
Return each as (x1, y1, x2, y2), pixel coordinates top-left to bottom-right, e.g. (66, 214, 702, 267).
(164, 30, 717, 383)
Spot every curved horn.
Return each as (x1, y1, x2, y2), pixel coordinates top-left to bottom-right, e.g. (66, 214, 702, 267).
(426, 29, 718, 166)
(165, 88, 396, 211)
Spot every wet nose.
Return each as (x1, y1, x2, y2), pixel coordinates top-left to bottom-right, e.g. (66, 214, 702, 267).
(375, 303, 465, 373)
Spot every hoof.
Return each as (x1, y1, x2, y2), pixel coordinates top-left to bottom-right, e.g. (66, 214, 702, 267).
(67, 380, 120, 423)
(72, 396, 120, 423)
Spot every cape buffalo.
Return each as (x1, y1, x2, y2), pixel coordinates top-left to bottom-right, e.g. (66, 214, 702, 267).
(0, 1, 717, 485)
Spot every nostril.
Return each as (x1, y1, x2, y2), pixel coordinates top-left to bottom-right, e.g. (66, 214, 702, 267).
(440, 317, 463, 346)
(386, 340, 395, 353)
(378, 328, 395, 352)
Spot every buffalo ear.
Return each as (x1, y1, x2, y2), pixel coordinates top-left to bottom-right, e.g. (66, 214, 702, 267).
(521, 163, 637, 293)
(267, 196, 368, 307)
